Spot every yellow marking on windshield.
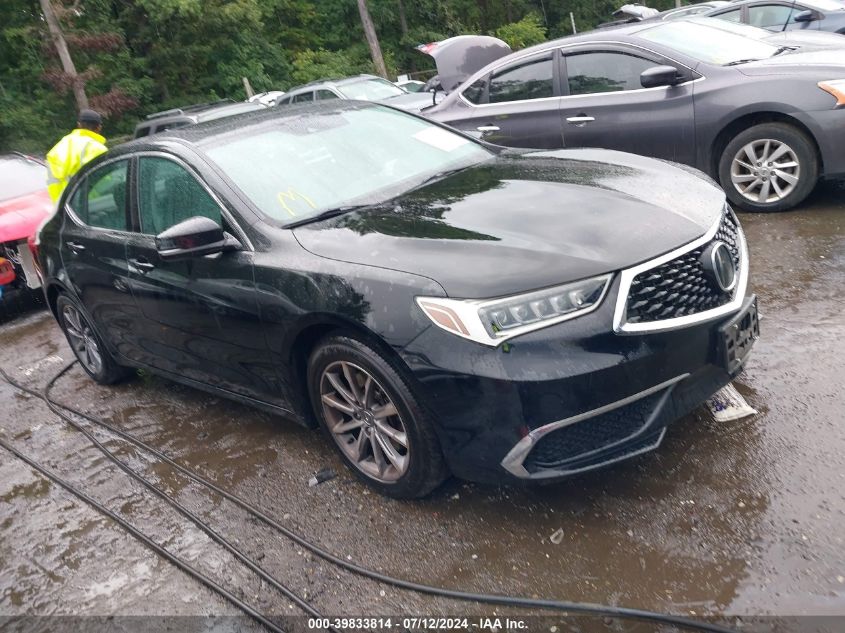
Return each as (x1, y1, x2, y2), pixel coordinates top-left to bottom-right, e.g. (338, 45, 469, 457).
(277, 189, 317, 217)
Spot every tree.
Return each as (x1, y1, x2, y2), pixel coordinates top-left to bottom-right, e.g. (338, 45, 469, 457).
(357, 0, 388, 78)
(38, 0, 88, 109)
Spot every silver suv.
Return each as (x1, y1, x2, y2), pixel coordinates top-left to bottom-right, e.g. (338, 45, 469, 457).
(133, 100, 265, 139)
(275, 75, 435, 112)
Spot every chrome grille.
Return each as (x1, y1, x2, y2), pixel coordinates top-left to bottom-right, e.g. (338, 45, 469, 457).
(625, 209, 742, 325)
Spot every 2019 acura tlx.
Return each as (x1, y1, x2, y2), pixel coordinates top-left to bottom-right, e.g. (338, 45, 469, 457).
(37, 102, 759, 498)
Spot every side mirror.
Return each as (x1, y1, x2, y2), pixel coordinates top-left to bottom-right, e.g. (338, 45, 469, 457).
(640, 65, 682, 89)
(793, 9, 816, 22)
(155, 216, 242, 260)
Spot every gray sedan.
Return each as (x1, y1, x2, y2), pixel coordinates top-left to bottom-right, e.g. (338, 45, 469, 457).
(425, 18, 845, 212)
(707, 0, 845, 34)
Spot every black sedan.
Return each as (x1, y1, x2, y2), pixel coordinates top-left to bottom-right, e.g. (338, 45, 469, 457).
(424, 18, 845, 213)
(36, 102, 758, 497)
(706, 0, 845, 33)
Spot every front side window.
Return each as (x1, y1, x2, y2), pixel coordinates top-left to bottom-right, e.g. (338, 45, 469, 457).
(316, 89, 340, 100)
(203, 105, 492, 225)
(292, 92, 314, 103)
(488, 56, 554, 103)
(462, 76, 487, 104)
(566, 52, 659, 96)
(72, 160, 128, 230)
(137, 157, 220, 235)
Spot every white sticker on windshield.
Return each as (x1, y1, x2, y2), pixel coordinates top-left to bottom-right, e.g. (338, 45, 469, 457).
(412, 127, 469, 152)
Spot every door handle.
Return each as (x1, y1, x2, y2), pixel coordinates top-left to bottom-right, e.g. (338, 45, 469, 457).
(476, 125, 500, 132)
(566, 116, 595, 124)
(66, 241, 86, 254)
(129, 258, 155, 273)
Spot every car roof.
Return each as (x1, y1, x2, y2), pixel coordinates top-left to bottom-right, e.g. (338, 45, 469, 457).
(115, 100, 382, 154)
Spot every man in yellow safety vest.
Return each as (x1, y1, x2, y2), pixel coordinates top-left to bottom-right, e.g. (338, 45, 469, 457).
(45, 109, 108, 203)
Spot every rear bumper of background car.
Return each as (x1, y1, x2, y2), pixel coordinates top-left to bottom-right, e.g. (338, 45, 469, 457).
(401, 286, 758, 485)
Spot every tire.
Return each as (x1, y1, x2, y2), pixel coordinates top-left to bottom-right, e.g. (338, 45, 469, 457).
(56, 294, 134, 385)
(718, 122, 818, 213)
(307, 334, 449, 498)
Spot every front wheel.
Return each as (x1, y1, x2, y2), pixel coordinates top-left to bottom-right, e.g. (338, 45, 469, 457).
(307, 335, 449, 498)
(56, 294, 133, 385)
(718, 123, 818, 213)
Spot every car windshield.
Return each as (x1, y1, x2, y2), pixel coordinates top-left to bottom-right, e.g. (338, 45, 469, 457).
(203, 105, 492, 224)
(0, 155, 46, 201)
(639, 19, 781, 64)
(337, 78, 407, 100)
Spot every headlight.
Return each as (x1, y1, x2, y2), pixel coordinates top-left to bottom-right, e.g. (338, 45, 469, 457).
(416, 274, 612, 347)
(818, 80, 845, 106)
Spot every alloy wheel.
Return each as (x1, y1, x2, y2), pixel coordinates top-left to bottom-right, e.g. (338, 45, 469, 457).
(62, 304, 103, 376)
(319, 361, 409, 482)
(730, 138, 800, 204)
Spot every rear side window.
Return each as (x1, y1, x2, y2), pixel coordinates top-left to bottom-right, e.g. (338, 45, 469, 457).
(565, 52, 659, 95)
(713, 8, 743, 22)
(488, 56, 554, 104)
(70, 160, 129, 230)
(137, 157, 220, 235)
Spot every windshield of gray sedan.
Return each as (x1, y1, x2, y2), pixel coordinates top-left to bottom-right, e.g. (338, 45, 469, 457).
(204, 106, 492, 223)
(639, 20, 781, 64)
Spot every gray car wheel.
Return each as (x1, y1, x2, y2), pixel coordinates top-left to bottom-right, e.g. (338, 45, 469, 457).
(719, 123, 818, 213)
(56, 294, 134, 385)
(307, 334, 449, 498)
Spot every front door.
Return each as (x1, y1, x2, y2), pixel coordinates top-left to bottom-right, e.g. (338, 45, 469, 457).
(444, 53, 564, 149)
(559, 49, 697, 165)
(59, 159, 137, 355)
(122, 154, 280, 405)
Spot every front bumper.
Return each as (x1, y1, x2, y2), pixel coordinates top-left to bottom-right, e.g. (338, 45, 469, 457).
(401, 287, 758, 485)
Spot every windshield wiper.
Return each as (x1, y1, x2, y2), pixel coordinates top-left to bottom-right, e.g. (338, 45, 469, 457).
(772, 45, 798, 56)
(411, 166, 471, 190)
(284, 204, 370, 229)
(723, 58, 762, 66)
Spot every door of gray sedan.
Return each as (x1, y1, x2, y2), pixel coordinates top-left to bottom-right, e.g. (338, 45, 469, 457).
(558, 45, 699, 165)
(443, 51, 565, 149)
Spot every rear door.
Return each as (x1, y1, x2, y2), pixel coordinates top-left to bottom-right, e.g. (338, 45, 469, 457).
(558, 46, 697, 165)
(443, 52, 564, 149)
(122, 154, 281, 404)
(60, 158, 136, 354)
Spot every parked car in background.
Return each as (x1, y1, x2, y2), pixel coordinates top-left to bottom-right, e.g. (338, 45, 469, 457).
(706, 0, 845, 33)
(38, 101, 757, 497)
(0, 153, 50, 301)
(133, 100, 265, 138)
(394, 78, 426, 92)
(657, 1, 731, 20)
(425, 18, 845, 212)
(275, 75, 435, 112)
(248, 90, 285, 106)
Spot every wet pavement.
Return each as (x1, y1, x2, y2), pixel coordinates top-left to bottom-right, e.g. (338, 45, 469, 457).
(1, 183, 843, 630)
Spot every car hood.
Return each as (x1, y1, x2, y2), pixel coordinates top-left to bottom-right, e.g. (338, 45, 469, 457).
(293, 149, 726, 298)
(0, 190, 53, 243)
(738, 48, 845, 75)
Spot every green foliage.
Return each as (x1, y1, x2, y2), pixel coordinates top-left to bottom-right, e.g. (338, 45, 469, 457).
(290, 48, 374, 85)
(495, 13, 547, 50)
(0, 0, 684, 154)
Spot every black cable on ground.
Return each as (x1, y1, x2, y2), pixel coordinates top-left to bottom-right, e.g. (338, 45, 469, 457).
(0, 364, 331, 632)
(2, 362, 738, 633)
(0, 436, 286, 633)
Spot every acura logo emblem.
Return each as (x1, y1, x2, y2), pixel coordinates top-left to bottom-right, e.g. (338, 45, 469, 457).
(701, 241, 736, 292)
